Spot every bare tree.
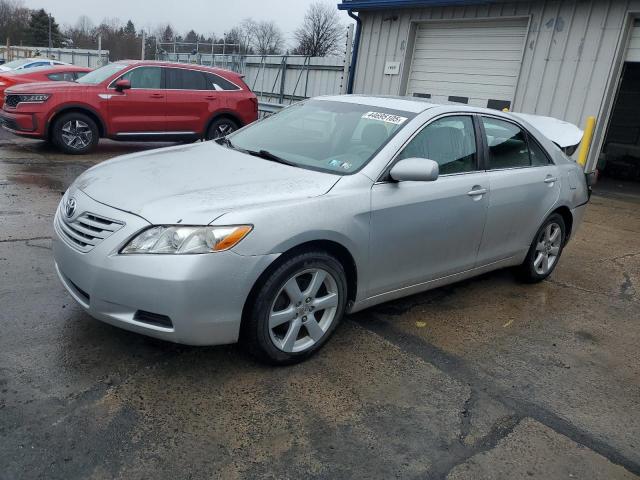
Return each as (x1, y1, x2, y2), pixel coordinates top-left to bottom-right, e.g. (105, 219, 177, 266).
(293, 1, 343, 56)
(249, 20, 284, 55)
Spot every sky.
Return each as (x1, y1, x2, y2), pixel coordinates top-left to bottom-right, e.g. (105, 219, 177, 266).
(23, 0, 352, 47)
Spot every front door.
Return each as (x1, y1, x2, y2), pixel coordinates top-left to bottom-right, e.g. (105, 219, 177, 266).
(476, 116, 561, 265)
(368, 115, 489, 297)
(107, 66, 166, 134)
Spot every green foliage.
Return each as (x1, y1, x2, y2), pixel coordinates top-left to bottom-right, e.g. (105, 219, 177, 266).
(27, 8, 62, 47)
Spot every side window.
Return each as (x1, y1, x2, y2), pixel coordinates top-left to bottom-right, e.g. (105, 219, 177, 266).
(166, 68, 208, 90)
(529, 137, 552, 166)
(120, 67, 162, 89)
(482, 117, 530, 169)
(205, 73, 240, 91)
(29, 61, 50, 68)
(74, 71, 88, 80)
(47, 72, 75, 82)
(398, 115, 477, 175)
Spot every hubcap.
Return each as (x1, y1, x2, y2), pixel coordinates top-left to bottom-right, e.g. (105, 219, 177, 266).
(533, 222, 562, 275)
(61, 120, 92, 150)
(269, 268, 339, 353)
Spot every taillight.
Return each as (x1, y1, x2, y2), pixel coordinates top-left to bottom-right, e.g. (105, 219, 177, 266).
(249, 97, 258, 113)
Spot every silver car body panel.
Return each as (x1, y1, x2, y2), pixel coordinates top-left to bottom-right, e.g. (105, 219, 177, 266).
(53, 96, 590, 345)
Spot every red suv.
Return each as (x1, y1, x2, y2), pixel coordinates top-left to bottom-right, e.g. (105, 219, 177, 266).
(0, 60, 258, 154)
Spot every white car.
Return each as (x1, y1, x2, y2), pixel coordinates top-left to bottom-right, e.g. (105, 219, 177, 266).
(0, 58, 69, 72)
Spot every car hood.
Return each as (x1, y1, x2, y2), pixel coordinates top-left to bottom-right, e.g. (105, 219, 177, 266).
(6, 80, 82, 93)
(73, 141, 341, 225)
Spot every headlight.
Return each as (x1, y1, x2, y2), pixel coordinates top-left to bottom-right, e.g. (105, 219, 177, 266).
(121, 225, 252, 254)
(14, 94, 50, 103)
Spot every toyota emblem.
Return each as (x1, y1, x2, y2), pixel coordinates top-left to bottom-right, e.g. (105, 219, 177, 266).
(65, 196, 77, 218)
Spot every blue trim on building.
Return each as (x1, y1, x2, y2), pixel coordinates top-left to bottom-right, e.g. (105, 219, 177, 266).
(338, 0, 489, 10)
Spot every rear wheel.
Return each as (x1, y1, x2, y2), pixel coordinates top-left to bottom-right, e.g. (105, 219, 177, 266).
(518, 213, 566, 283)
(52, 112, 99, 154)
(243, 251, 348, 364)
(205, 117, 238, 141)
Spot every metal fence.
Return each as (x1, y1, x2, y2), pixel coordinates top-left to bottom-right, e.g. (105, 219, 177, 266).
(0, 46, 109, 68)
(158, 53, 349, 105)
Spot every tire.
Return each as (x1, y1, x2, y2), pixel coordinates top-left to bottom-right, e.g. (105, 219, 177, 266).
(518, 213, 566, 283)
(242, 251, 348, 365)
(205, 117, 238, 141)
(51, 112, 99, 155)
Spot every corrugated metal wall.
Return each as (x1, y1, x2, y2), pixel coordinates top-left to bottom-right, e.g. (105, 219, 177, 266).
(352, 0, 640, 166)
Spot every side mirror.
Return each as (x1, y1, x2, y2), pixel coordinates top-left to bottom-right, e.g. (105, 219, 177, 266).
(389, 158, 439, 182)
(114, 79, 131, 92)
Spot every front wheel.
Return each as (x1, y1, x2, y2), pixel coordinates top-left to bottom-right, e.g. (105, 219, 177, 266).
(242, 251, 348, 365)
(518, 213, 566, 283)
(205, 117, 238, 141)
(51, 112, 99, 155)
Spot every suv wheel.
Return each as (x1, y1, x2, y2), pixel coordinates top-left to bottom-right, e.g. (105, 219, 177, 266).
(243, 251, 348, 365)
(52, 112, 99, 154)
(518, 213, 566, 283)
(205, 118, 238, 141)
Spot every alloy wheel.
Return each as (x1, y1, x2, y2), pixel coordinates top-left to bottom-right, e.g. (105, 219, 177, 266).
(269, 268, 340, 353)
(533, 222, 562, 275)
(61, 120, 92, 150)
(214, 122, 235, 139)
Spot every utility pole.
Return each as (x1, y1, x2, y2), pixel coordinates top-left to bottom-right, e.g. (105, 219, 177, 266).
(48, 14, 53, 48)
(141, 30, 146, 60)
(97, 34, 102, 65)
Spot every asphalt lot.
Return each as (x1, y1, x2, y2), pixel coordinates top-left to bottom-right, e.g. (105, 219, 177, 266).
(1, 130, 639, 480)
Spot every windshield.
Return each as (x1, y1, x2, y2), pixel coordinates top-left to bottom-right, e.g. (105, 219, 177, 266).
(228, 99, 415, 174)
(2, 58, 33, 69)
(76, 63, 127, 85)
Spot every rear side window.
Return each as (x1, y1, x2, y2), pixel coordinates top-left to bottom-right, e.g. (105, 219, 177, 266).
(74, 71, 87, 80)
(481, 117, 530, 169)
(529, 137, 552, 166)
(47, 71, 75, 81)
(205, 73, 240, 91)
(28, 61, 50, 68)
(398, 115, 477, 175)
(120, 67, 162, 89)
(165, 68, 208, 90)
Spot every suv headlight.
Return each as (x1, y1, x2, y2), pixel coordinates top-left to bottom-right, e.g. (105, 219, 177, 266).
(14, 94, 50, 103)
(121, 225, 252, 254)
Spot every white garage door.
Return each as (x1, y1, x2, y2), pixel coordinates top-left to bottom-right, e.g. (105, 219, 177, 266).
(406, 18, 529, 109)
(626, 18, 640, 62)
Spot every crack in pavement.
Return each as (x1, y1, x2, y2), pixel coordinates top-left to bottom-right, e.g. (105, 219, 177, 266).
(0, 236, 52, 244)
(350, 316, 640, 478)
(546, 278, 638, 303)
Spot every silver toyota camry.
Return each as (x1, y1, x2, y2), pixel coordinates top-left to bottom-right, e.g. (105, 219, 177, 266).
(53, 95, 590, 364)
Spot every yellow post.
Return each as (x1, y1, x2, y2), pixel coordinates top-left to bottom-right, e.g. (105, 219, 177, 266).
(577, 116, 596, 169)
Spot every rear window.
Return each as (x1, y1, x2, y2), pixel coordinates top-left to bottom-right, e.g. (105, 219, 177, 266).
(165, 68, 208, 90)
(205, 73, 240, 91)
(47, 71, 76, 82)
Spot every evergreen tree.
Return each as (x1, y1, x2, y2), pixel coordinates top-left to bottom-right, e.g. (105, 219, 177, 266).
(27, 9, 62, 47)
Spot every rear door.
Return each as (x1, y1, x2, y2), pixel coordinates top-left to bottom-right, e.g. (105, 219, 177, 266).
(164, 67, 219, 135)
(368, 114, 490, 296)
(476, 116, 561, 265)
(106, 66, 166, 134)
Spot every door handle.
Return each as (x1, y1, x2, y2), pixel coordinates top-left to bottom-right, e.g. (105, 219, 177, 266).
(544, 176, 558, 184)
(467, 187, 487, 196)
(205, 95, 217, 100)
(149, 93, 164, 99)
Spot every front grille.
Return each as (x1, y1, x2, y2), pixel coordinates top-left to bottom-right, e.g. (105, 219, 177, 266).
(55, 208, 124, 253)
(4, 94, 20, 108)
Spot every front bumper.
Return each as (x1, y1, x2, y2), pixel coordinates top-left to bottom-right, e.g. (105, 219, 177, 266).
(0, 108, 42, 137)
(53, 189, 278, 346)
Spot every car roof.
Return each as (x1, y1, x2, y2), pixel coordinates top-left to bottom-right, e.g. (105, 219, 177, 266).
(9, 65, 91, 75)
(318, 94, 438, 113)
(114, 59, 238, 74)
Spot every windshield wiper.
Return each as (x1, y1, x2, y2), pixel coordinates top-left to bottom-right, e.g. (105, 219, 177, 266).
(244, 149, 296, 167)
(215, 136, 235, 149)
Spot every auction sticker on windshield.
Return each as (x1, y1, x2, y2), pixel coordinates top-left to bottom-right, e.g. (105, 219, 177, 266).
(362, 112, 408, 125)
